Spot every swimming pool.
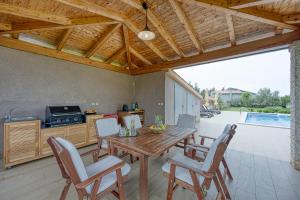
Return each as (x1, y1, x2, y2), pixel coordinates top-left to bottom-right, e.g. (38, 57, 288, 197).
(245, 112, 290, 128)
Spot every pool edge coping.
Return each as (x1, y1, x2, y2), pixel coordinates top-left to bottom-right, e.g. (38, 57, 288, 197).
(238, 112, 291, 129)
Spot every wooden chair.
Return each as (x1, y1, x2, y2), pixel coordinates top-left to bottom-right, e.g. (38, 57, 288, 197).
(122, 114, 142, 129)
(48, 136, 131, 200)
(175, 114, 196, 149)
(95, 117, 120, 158)
(162, 127, 234, 200)
(185, 124, 237, 180)
(122, 114, 141, 162)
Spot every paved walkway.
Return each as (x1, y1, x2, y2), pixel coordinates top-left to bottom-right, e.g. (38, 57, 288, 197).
(197, 111, 290, 162)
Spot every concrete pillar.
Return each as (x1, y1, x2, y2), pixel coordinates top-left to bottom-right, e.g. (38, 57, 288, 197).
(290, 40, 300, 170)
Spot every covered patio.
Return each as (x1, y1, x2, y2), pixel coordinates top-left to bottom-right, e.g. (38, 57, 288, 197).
(1, 0, 300, 200)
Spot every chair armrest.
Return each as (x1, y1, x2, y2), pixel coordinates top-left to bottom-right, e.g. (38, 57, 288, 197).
(198, 135, 216, 141)
(75, 160, 125, 189)
(80, 148, 99, 158)
(186, 144, 209, 153)
(168, 157, 213, 178)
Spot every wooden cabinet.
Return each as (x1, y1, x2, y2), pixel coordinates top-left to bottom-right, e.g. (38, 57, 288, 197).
(4, 120, 40, 167)
(66, 124, 87, 147)
(86, 114, 104, 144)
(40, 126, 67, 156)
(3, 114, 106, 168)
(40, 124, 87, 156)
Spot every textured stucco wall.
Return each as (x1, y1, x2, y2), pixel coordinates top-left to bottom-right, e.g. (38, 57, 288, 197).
(0, 46, 134, 157)
(290, 40, 300, 170)
(133, 72, 165, 126)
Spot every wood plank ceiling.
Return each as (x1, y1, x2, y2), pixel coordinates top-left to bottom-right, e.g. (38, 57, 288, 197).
(0, 0, 299, 75)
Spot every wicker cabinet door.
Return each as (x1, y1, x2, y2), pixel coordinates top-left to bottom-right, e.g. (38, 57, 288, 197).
(87, 115, 103, 144)
(40, 127, 67, 156)
(67, 124, 87, 147)
(4, 120, 40, 166)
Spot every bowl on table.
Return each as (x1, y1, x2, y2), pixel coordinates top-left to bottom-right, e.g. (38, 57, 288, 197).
(149, 124, 167, 134)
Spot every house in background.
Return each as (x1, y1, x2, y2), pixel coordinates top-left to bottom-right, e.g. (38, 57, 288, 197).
(218, 88, 256, 104)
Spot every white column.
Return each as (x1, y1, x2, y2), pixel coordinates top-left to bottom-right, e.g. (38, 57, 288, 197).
(290, 40, 300, 170)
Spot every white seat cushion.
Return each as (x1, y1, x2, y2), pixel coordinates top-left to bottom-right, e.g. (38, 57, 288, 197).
(56, 137, 92, 192)
(85, 155, 131, 194)
(96, 118, 120, 137)
(123, 115, 142, 129)
(162, 154, 204, 186)
(100, 139, 108, 149)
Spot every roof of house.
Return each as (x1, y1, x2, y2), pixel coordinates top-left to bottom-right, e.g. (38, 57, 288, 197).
(219, 88, 256, 95)
(0, 0, 299, 75)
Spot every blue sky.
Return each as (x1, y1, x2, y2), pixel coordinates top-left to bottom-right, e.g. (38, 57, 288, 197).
(175, 49, 290, 96)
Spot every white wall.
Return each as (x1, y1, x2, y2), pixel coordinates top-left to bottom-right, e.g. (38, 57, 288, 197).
(165, 73, 201, 125)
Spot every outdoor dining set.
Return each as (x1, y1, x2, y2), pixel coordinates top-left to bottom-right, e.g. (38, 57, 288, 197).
(48, 114, 237, 200)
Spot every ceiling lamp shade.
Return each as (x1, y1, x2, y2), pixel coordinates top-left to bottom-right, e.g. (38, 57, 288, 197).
(138, 2, 155, 41)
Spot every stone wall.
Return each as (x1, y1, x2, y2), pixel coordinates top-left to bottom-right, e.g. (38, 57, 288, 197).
(290, 40, 300, 170)
(0, 46, 134, 157)
(133, 72, 165, 126)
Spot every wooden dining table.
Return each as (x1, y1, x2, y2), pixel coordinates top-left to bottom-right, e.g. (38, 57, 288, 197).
(107, 125, 197, 200)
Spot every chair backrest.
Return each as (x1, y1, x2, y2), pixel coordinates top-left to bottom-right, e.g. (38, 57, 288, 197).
(95, 117, 119, 137)
(47, 136, 69, 179)
(54, 137, 92, 193)
(202, 124, 237, 173)
(123, 115, 142, 129)
(177, 114, 196, 129)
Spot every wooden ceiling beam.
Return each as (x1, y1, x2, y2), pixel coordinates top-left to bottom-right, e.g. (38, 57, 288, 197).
(57, 28, 73, 51)
(105, 47, 126, 63)
(0, 2, 71, 25)
(147, 11, 185, 57)
(131, 29, 300, 75)
(85, 23, 121, 58)
(275, 27, 283, 35)
(168, 0, 204, 53)
(11, 33, 19, 39)
(177, 0, 298, 30)
(226, 14, 236, 46)
(129, 46, 152, 66)
(228, 0, 279, 9)
(0, 36, 129, 74)
(123, 25, 132, 69)
(0, 22, 11, 31)
(55, 0, 169, 61)
(0, 17, 119, 34)
(283, 14, 300, 24)
(131, 63, 140, 69)
(120, 0, 185, 57)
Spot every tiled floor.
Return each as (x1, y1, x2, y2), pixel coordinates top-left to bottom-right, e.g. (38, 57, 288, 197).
(0, 112, 297, 199)
(198, 111, 290, 161)
(0, 146, 299, 200)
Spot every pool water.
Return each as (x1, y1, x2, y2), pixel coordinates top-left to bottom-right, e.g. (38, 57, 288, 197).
(245, 113, 290, 128)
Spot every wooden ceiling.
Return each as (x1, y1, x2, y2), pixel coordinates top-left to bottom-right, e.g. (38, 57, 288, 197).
(0, 0, 300, 75)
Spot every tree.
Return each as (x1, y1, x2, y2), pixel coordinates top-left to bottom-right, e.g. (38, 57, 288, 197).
(193, 83, 200, 93)
(255, 88, 272, 107)
(280, 95, 290, 108)
(241, 92, 252, 107)
(217, 96, 224, 109)
(200, 89, 206, 99)
(271, 90, 280, 106)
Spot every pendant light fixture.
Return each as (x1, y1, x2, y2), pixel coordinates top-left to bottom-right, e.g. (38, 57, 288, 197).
(138, 2, 156, 41)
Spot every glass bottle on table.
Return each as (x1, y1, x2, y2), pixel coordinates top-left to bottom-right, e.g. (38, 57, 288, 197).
(130, 118, 136, 136)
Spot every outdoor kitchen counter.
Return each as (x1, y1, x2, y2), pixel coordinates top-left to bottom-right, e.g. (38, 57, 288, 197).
(3, 114, 104, 168)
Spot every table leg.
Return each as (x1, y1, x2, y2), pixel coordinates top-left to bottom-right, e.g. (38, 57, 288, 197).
(140, 154, 149, 200)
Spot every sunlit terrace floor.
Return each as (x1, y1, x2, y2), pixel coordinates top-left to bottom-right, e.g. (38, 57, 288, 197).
(0, 145, 300, 200)
(199, 111, 290, 162)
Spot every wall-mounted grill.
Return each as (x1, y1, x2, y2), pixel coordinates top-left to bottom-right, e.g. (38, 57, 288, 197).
(45, 106, 83, 127)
